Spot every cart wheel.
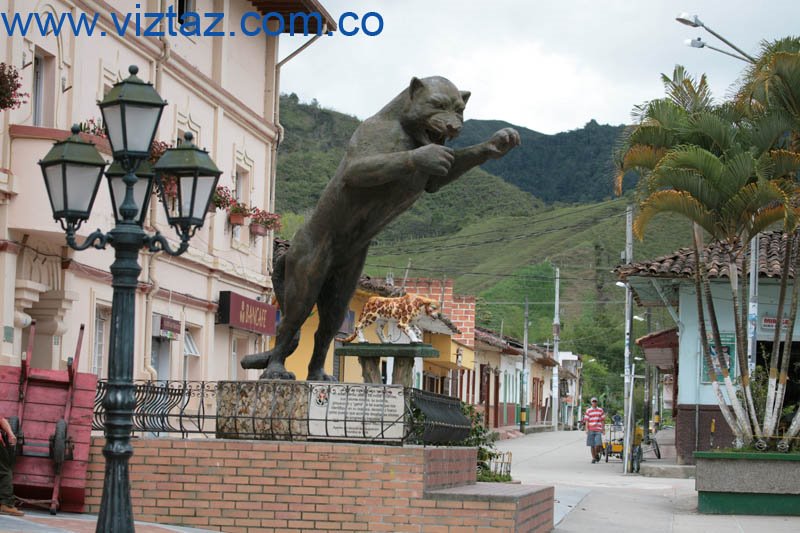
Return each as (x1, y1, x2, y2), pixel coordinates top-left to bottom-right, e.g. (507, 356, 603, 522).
(51, 419, 67, 474)
(652, 439, 661, 460)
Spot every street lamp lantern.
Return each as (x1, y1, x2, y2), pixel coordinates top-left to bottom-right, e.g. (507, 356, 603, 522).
(39, 64, 218, 533)
(153, 132, 221, 236)
(675, 12, 701, 27)
(99, 65, 167, 161)
(105, 160, 154, 226)
(687, 37, 705, 49)
(38, 125, 107, 229)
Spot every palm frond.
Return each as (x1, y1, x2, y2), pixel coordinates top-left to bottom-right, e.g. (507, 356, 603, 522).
(685, 110, 737, 153)
(770, 149, 800, 179)
(720, 151, 757, 194)
(661, 66, 715, 112)
(627, 124, 676, 149)
(745, 110, 795, 153)
(650, 167, 724, 210)
(768, 52, 800, 120)
(656, 145, 724, 185)
(634, 190, 717, 240)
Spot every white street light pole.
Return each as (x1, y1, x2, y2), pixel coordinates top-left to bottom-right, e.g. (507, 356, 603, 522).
(551, 267, 561, 429)
(622, 205, 634, 473)
(675, 12, 756, 63)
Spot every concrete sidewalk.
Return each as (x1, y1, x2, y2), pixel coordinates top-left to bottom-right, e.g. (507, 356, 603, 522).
(496, 429, 800, 532)
(0, 510, 215, 532)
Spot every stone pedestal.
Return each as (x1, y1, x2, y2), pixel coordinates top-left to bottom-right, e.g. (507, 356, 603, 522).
(216, 380, 407, 442)
(335, 342, 439, 385)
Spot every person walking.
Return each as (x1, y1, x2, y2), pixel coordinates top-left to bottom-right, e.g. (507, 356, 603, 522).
(0, 416, 22, 516)
(584, 397, 605, 464)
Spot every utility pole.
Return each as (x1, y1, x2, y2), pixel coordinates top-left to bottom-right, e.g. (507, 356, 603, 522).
(747, 235, 758, 372)
(552, 268, 560, 429)
(520, 298, 528, 433)
(623, 205, 634, 473)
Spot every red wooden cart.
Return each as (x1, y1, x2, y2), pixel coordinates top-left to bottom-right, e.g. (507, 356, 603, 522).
(0, 321, 97, 514)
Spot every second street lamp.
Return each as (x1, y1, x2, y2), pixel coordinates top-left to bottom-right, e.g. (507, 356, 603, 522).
(105, 160, 155, 226)
(38, 126, 108, 233)
(38, 65, 219, 533)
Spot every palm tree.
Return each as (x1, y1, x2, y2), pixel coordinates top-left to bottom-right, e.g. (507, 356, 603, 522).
(634, 135, 798, 444)
(616, 69, 752, 443)
(617, 63, 800, 447)
(737, 38, 800, 446)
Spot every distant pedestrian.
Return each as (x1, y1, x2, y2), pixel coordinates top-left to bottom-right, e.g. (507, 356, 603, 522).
(584, 397, 605, 464)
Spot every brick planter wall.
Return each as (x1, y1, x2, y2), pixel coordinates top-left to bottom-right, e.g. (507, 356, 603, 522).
(86, 437, 553, 532)
(675, 404, 736, 464)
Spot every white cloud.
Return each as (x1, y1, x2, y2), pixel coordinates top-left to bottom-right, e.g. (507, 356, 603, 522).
(279, 0, 800, 133)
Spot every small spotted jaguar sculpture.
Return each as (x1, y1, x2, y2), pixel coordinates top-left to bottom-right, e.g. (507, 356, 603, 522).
(340, 293, 439, 344)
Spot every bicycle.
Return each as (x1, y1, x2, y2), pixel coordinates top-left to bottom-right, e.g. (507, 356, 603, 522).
(631, 426, 661, 473)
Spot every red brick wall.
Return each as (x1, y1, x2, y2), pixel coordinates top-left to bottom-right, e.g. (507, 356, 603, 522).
(424, 448, 476, 489)
(86, 437, 552, 532)
(403, 278, 475, 348)
(675, 403, 736, 465)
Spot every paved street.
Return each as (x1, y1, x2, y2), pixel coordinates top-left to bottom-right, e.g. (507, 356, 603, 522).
(497, 429, 800, 532)
(1, 429, 798, 531)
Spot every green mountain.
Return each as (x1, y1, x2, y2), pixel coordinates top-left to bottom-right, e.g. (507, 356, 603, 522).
(275, 94, 542, 242)
(452, 119, 632, 204)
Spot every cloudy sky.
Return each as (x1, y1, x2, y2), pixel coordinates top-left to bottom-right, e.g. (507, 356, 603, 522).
(278, 0, 800, 134)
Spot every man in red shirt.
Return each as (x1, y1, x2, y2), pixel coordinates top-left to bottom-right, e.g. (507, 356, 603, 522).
(584, 397, 605, 464)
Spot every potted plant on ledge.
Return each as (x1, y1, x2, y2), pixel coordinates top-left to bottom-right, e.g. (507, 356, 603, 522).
(228, 201, 250, 226)
(210, 185, 233, 212)
(249, 208, 281, 236)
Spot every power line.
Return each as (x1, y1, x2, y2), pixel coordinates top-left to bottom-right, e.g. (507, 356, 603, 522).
(373, 200, 626, 248)
(371, 213, 627, 256)
(481, 300, 626, 305)
(365, 262, 620, 283)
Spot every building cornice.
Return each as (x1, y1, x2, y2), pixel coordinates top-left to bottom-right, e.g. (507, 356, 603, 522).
(0, 240, 22, 254)
(71, 0, 279, 143)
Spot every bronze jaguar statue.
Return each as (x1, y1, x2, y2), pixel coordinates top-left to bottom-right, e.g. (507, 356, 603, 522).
(241, 76, 520, 380)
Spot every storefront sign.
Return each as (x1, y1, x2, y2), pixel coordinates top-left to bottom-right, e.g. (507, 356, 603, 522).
(160, 316, 181, 334)
(761, 315, 792, 330)
(216, 291, 276, 335)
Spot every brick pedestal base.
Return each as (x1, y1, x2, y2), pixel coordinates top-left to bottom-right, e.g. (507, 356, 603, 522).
(85, 437, 553, 532)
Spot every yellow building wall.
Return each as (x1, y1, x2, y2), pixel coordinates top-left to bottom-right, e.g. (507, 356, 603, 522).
(270, 290, 375, 382)
(270, 290, 467, 385)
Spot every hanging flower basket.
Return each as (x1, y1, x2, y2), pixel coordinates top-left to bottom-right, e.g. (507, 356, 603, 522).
(229, 212, 247, 226)
(249, 223, 269, 236)
(211, 185, 234, 211)
(228, 201, 250, 226)
(249, 208, 282, 236)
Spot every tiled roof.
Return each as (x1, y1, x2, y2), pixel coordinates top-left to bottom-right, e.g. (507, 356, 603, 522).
(475, 326, 558, 358)
(475, 327, 515, 352)
(616, 231, 794, 281)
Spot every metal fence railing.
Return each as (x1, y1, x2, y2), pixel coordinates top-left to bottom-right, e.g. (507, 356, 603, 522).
(93, 380, 471, 444)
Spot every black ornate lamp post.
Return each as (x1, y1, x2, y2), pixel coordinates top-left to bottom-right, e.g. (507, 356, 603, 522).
(38, 65, 221, 532)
